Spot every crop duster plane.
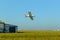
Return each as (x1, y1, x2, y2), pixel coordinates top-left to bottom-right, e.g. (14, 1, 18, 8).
(25, 11, 35, 20)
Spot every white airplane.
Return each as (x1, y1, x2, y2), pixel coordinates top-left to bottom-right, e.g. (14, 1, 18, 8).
(25, 11, 35, 20)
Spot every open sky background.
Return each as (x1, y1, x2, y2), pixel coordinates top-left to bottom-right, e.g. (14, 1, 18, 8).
(0, 0, 60, 30)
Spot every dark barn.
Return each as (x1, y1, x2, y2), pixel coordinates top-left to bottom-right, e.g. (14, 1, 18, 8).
(0, 21, 18, 33)
(4, 24, 18, 33)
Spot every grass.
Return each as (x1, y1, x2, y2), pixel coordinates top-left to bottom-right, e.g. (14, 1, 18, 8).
(0, 30, 60, 40)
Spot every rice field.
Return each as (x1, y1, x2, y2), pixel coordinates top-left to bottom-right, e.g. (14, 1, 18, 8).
(0, 30, 60, 40)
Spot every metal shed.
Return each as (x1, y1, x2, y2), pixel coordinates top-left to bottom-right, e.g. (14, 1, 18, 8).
(4, 24, 18, 33)
(0, 21, 18, 33)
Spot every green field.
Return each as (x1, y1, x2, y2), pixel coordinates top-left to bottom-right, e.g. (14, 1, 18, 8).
(0, 30, 60, 40)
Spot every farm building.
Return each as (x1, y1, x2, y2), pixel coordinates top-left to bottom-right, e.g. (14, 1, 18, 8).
(0, 20, 18, 33)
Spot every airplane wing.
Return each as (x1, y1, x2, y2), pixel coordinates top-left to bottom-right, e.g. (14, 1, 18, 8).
(25, 14, 29, 17)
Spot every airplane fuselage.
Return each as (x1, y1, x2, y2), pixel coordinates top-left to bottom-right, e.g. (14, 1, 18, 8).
(28, 12, 34, 20)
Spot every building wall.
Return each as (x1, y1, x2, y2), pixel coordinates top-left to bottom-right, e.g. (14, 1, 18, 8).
(0, 23, 18, 33)
(0, 24, 4, 32)
(5, 24, 18, 33)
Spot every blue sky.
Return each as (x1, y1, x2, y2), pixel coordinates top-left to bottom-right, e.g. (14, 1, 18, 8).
(0, 0, 60, 30)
